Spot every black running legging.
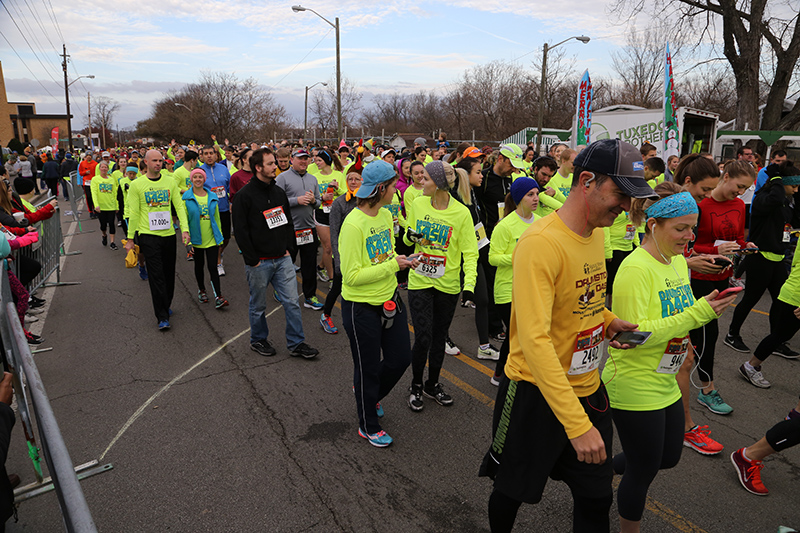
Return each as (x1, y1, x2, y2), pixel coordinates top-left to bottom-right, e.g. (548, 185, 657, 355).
(729, 254, 787, 337)
(612, 400, 684, 521)
(494, 302, 511, 377)
(408, 288, 459, 387)
(473, 257, 490, 345)
(98, 211, 116, 234)
(193, 245, 221, 297)
(395, 229, 414, 285)
(688, 278, 728, 382)
(753, 298, 800, 364)
(766, 414, 800, 452)
(323, 270, 342, 316)
(488, 488, 612, 533)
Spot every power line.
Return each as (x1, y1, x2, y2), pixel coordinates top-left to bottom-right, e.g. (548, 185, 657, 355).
(5, 0, 61, 73)
(269, 28, 333, 89)
(0, 0, 61, 86)
(42, 0, 64, 43)
(0, 30, 61, 104)
(18, 0, 59, 51)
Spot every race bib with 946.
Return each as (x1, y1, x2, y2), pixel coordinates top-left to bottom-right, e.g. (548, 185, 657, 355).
(148, 211, 171, 231)
(568, 325, 604, 375)
(656, 336, 690, 374)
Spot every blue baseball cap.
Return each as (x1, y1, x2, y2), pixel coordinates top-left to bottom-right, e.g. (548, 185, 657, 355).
(355, 160, 396, 198)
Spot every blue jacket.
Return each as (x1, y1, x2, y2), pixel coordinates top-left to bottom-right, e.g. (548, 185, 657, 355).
(182, 187, 224, 246)
(199, 163, 231, 212)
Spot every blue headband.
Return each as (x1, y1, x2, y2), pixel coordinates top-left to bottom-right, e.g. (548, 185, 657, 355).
(126, 166, 138, 173)
(644, 191, 698, 220)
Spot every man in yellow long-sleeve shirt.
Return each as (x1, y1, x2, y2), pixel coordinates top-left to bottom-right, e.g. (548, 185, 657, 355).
(480, 139, 657, 533)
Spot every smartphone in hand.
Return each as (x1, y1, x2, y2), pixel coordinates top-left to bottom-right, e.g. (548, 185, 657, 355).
(611, 331, 652, 345)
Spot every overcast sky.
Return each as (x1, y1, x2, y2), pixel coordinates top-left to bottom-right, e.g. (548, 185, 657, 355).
(1, 0, 728, 133)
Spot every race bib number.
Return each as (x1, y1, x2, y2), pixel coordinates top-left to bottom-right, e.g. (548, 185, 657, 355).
(212, 186, 227, 199)
(414, 253, 446, 279)
(148, 211, 171, 231)
(656, 336, 690, 374)
(497, 202, 505, 222)
(322, 204, 332, 214)
(263, 207, 288, 229)
(295, 228, 314, 246)
(475, 222, 490, 249)
(568, 325, 604, 375)
(624, 224, 636, 241)
(1, 227, 16, 241)
(784, 224, 791, 243)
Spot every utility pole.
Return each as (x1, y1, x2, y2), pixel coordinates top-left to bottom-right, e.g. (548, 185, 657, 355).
(60, 45, 73, 152)
(87, 93, 93, 151)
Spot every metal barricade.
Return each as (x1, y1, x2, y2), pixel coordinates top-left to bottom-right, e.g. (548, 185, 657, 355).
(0, 268, 104, 532)
(13, 196, 80, 295)
(64, 173, 92, 236)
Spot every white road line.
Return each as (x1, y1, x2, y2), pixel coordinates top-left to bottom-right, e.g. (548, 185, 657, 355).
(100, 304, 282, 460)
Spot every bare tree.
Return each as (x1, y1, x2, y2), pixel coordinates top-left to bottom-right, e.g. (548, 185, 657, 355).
(531, 48, 581, 129)
(677, 65, 738, 121)
(136, 72, 289, 143)
(610, 0, 800, 130)
(309, 73, 362, 139)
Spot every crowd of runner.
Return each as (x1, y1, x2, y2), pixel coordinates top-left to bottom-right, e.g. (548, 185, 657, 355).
(2, 133, 799, 531)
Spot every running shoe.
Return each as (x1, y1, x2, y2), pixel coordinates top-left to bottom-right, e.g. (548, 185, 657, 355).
(25, 331, 43, 345)
(102, 235, 107, 246)
(294, 264, 301, 272)
(786, 409, 800, 421)
(25, 315, 38, 324)
(491, 331, 507, 343)
(198, 291, 208, 303)
(683, 425, 724, 455)
(724, 334, 750, 353)
(398, 281, 408, 290)
(477, 345, 500, 361)
(304, 296, 324, 310)
(424, 382, 454, 406)
(697, 389, 734, 415)
(28, 298, 45, 309)
(215, 297, 229, 309)
(490, 374, 501, 387)
(273, 291, 282, 303)
(376, 402, 384, 418)
(739, 363, 771, 388)
(158, 320, 170, 331)
(729, 277, 745, 289)
(250, 340, 277, 357)
(109, 242, 118, 250)
(445, 336, 460, 355)
(317, 265, 330, 283)
(460, 299, 476, 309)
(187, 250, 194, 261)
(217, 263, 226, 277)
(139, 264, 148, 281)
(358, 428, 392, 448)
(408, 384, 424, 412)
(773, 342, 800, 359)
(730, 448, 768, 495)
(290, 342, 319, 359)
(320, 313, 338, 334)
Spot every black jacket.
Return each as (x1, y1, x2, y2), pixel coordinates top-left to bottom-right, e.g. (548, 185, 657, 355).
(750, 178, 794, 255)
(474, 167, 511, 237)
(60, 159, 78, 179)
(232, 176, 296, 266)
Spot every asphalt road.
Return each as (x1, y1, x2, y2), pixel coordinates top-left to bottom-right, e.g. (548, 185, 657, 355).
(5, 206, 800, 532)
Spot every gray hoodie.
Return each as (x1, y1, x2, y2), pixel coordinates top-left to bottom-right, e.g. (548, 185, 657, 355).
(275, 167, 320, 231)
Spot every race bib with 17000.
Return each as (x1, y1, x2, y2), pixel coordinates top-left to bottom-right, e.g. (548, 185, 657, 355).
(212, 186, 227, 199)
(656, 336, 690, 374)
(415, 253, 446, 279)
(295, 228, 314, 246)
(568, 324, 604, 375)
(148, 211, 171, 231)
(263, 207, 288, 229)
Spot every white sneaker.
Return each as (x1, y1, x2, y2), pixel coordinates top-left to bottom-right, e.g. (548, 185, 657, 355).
(477, 345, 500, 361)
(738, 363, 771, 388)
(217, 263, 225, 276)
(444, 337, 460, 355)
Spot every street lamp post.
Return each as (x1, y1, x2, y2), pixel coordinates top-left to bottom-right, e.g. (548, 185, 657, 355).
(535, 35, 590, 155)
(304, 82, 328, 140)
(292, 5, 342, 142)
(61, 45, 95, 152)
(174, 102, 193, 112)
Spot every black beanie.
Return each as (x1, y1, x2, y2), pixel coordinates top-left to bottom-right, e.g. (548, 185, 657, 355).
(14, 178, 34, 195)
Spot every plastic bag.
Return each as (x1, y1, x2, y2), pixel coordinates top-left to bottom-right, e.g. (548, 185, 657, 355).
(121, 239, 139, 268)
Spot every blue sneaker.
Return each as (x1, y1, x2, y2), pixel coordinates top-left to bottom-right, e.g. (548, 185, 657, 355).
(358, 428, 392, 447)
(320, 313, 338, 334)
(376, 402, 384, 418)
(168, 308, 173, 316)
(304, 296, 324, 310)
(273, 291, 281, 303)
(158, 320, 170, 331)
(139, 264, 148, 281)
(697, 389, 733, 415)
